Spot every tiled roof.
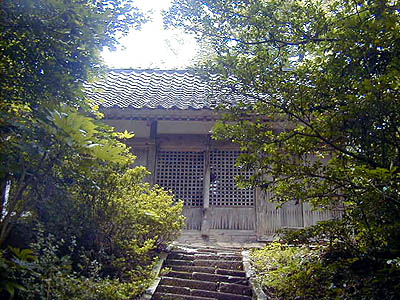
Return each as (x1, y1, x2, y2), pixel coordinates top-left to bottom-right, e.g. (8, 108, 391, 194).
(84, 69, 248, 110)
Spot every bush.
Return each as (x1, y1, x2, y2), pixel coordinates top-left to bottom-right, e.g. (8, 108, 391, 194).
(57, 165, 185, 280)
(251, 240, 400, 300)
(3, 163, 185, 299)
(0, 228, 157, 300)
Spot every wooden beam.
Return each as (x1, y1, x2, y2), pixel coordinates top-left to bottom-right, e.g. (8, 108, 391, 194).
(147, 120, 157, 185)
(150, 120, 157, 139)
(203, 146, 210, 209)
(201, 136, 211, 234)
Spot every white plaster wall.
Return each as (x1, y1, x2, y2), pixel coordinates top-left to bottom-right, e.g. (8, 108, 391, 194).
(157, 120, 215, 135)
(103, 120, 150, 138)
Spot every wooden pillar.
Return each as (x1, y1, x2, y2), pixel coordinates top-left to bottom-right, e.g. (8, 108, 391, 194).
(201, 136, 211, 234)
(147, 120, 157, 186)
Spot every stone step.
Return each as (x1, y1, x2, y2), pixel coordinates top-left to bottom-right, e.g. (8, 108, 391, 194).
(159, 279, 251, 296)
(190, 289, 252, 300)
(160, 277, 218, 291)
(167, 270, 192, 280)
(152, 292, 217, 300)
(166, 259, 243, 270)
(194, 272, 248, 285)
(152, 245, 252, 300)
(219, 282, 252, 296)
(156, 285, 191, 295)
(170, 265, 247, 277)
(158, 281, 251, 297)
(169, 252, 242, 261)
(165, 259, 194, 266)
(168, 271, 248, 285)
(194, 259, 243, 270)
(175, 246, 241, 254)
(215, 268, 247, 277)
(153, 288, 252, 300)
(169, 265, 217, 274)
(174, 246, 242, 253)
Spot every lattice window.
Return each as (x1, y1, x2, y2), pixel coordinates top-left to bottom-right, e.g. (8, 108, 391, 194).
(155, 151, 204, 207)
(209, 150, 254, 206)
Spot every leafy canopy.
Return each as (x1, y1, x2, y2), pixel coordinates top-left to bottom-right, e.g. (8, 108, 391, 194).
(1, 1, 186, 298)
(0, 0, 145, 244)
(167, 0, 400, 297)
(166, 0, 400, 253)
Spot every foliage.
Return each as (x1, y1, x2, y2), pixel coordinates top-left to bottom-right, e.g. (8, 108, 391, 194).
(69, 165, 185, 252)
(251, 241, 400, 300)
(40, 162, 185, 281)
(251, 242, 323, 299)
(1, 229, 151, 300)
(0, 0, 145, 246)
(0, 103, 136, 246)
(1, 163, 184, 299)
(277, 219, 354, 249)
(0, 0, 144, 110)
(1, 0, 185, 299)
(167, 0, 400, 298)
(0, 247, 34, 299)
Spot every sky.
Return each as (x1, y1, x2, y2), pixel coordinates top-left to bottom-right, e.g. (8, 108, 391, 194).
(101, 0, 198, 69)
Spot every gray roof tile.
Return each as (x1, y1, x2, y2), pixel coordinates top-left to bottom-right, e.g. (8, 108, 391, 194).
(84, 69, 248, 110)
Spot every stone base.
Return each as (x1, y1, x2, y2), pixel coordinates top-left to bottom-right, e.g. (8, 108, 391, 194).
(175, 230, 266, 248)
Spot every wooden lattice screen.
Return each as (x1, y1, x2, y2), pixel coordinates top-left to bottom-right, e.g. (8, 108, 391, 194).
(155, 151, 204, 207)
(209, 150, 255, 206)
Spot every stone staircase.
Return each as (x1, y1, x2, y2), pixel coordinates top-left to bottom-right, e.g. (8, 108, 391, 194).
(152, 245, 253, 300)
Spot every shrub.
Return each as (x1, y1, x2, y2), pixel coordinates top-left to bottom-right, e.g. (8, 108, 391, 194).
(4, 164, 185, 299)
(60, 165, 185, 280)
(251, 241, 400, 300)
(1, 229, 154, 300)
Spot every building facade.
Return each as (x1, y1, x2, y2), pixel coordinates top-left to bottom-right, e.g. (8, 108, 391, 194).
(85, 69, 336, 242)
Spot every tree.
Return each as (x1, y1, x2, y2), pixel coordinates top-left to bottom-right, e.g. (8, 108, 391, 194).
(166, 0, 400, 296)
(0, 0, 145, 246)
(0, 1, 186, 298)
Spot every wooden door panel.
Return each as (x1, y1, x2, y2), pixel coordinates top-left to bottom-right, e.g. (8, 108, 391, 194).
(209, 207, 255, 230)
(183, 207, 202, 230)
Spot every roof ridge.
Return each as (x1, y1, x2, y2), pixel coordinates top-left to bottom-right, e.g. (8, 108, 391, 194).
(108, 68, 192, 74)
